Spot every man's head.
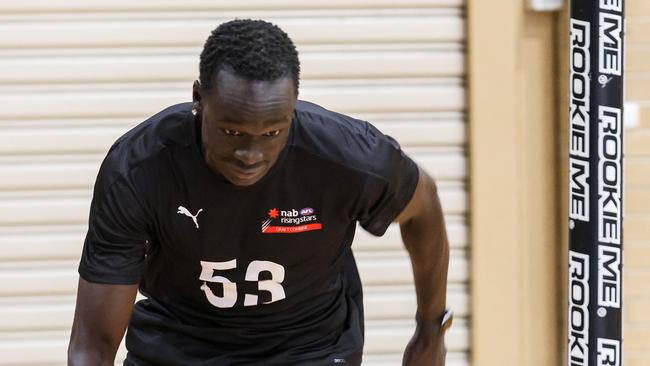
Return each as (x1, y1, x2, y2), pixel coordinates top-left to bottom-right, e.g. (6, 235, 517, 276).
(193, 19, 300, 186)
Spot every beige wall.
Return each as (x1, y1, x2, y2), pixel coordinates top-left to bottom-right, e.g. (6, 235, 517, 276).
(623, 1, 650, 365)
(441, 0, 649, 363)
(469, 1, 561, 365)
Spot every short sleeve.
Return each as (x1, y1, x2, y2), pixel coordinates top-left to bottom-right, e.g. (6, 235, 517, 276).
(356, 128, 419, 237)
(78, 159, 152, 285)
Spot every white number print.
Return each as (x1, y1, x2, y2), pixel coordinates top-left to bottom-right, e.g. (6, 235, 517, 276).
(199, 259, 286, 308)
(244, 260, 286, 306)
(199, 259, 238, 308)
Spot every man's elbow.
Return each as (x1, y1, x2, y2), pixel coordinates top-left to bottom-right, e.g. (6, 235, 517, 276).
(68, 334, 116, 366)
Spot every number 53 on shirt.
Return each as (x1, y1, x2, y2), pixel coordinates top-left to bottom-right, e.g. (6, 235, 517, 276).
(199, 259, 286, 308)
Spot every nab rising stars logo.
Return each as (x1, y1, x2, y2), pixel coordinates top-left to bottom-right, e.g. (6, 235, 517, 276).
(261, 207, 322, 234)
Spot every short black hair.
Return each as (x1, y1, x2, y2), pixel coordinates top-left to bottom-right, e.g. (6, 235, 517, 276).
(199, 19, 300, 93)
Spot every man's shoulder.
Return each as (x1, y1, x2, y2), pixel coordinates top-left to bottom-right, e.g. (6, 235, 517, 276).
(292, 100, 402, 176)
(101, 102, 194, 184)
(113, 102, 193, 152)
(294, 100, 368, 138)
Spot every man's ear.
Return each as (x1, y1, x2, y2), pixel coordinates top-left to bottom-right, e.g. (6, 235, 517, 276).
(192, 80, 203, 116)
(192, 80, 202, 104)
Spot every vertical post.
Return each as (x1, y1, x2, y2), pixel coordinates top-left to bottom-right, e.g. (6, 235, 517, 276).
(568, 0, 624, 365)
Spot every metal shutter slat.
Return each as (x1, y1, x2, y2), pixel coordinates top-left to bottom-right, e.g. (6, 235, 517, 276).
(0, 252, 467, 297)
(0, 286, 468, 331)
(0, 184, 463, 226)
(0, 218, 468, 260)
(0, 119, 464, 155)
(0, 83, 464, 119)
(0, 51, 464, 84)
(0, 16, 463, 49)
(0, 0, 464, 13)
(0, 320, 470, 364)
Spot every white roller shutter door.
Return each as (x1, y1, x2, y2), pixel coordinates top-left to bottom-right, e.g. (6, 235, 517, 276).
(0, 1, 469, 365)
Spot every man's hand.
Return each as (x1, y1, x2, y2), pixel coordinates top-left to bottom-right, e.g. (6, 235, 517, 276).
(402, 321, 446, 366)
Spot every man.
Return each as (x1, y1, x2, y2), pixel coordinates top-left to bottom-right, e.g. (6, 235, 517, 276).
(68, 19, 451, 366)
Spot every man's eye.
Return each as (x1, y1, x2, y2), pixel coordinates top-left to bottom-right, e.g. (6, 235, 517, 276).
(263, 130, 281, 137)
(223, 129, 243, 136)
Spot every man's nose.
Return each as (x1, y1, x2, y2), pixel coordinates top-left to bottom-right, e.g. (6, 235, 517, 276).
(233, 147, 264, 166)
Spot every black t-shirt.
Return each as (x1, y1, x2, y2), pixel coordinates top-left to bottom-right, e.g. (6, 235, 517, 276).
(79, 100, 419, 366)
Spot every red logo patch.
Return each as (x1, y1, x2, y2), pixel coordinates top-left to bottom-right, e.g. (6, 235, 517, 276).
(261, 207, 322, 234)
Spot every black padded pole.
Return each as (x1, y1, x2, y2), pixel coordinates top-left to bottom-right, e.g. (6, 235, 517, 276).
(568, 1, 625, 365)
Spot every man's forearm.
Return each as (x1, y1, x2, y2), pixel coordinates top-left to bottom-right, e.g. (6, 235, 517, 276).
(68, 278, 137, 366)
(399, 175, 450, 322)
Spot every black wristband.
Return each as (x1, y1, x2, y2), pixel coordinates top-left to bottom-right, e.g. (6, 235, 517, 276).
(415, 309, 453, 336)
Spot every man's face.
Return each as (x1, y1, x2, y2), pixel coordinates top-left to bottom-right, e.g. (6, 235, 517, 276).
(194, 70, 297, 186)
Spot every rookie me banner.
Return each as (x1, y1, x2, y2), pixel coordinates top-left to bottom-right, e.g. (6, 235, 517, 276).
(568, 1, 624, 365)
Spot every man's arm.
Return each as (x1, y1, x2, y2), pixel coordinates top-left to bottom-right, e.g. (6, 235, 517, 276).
(68, 277, 139, 366)
(395, 166, 450, 366)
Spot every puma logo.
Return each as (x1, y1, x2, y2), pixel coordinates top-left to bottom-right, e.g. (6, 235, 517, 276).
(177, 206, 203, 229)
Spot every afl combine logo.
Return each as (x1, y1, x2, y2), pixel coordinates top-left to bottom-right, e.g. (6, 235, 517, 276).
(261, 207, 322, 234)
